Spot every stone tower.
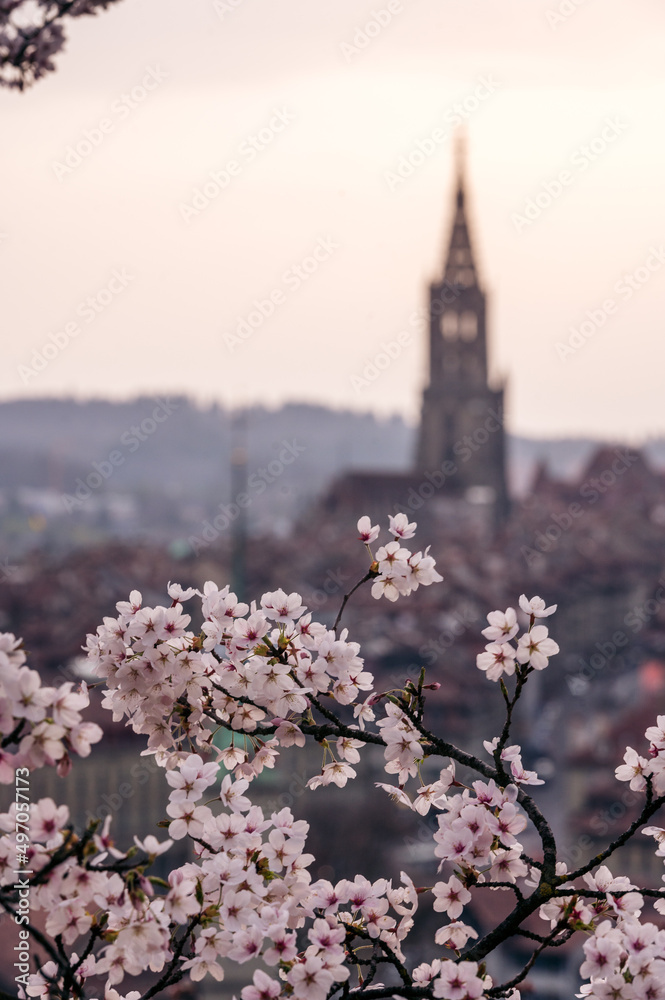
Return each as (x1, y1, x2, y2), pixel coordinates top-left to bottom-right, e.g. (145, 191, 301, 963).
(416, 143, 508, 519)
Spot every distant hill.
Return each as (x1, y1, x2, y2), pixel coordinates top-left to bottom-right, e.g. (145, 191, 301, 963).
(0, 398, 659, 545)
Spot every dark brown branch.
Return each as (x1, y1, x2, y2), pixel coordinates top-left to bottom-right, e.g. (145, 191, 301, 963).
(139, 914, 201, 1000)
(333, 570, 375, 635)
(566, 785, 665, 884)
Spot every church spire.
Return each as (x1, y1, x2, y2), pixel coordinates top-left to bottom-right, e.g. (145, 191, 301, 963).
(443, 132, 479, 288)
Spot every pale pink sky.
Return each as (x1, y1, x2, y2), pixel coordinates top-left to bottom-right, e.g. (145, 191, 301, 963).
(1, 0, 664, 440)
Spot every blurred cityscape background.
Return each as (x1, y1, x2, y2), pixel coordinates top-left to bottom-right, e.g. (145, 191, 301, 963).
(2, 0, 665, 996)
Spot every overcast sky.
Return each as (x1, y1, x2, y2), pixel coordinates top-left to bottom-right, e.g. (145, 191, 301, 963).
(1, 0, 664, 440)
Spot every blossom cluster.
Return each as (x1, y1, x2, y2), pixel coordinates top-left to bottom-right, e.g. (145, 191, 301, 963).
(0, 632, 102, 782)
(0, 0, 122, 91)
(1, 515, 665, 1000)
(475, 595, 559, 682)
(616, 716, 665, 797)
(85, 579, 371, 766)
(539, 865, 665, 998)
(357, 513, 443, 601)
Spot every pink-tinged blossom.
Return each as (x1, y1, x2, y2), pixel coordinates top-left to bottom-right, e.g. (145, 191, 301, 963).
(508, 755, 544, 786)
(115, 590, 142, 619)
(388, 512, 417, 539)
(516, 625, 559, 670)
(433, 959, 485, 999)
(20, 721, 66, 766)
(336, 735, 363, 763)
(375, 540, 411, 574)
(645, 716, 665, 748)
(413, 960, 443, 986)
(518, 594, 557, 618)
(583, 866, 635, 894)
(30, 797, 69, 847)
(181, 954, 225, 982)
(49, 682, 89, 729)
(219, 744, 249, 769)
(241, 969, 282, 1000)
(7, 668, 52, 723)
(23, 962, 59, 999)
(371, 572, 406, 602)
(615, 747, 649, 790)
(485, 802, 527, 846)
(642, 826, 665, 853)
(476, 642, 517, 682)
(133, 834, 173, 857)
(165, 753, 219, 802)
(260, 589, 306, 623)
(357, 515, 380, 543)
(46, 899, 92, 944)
(68, 721, 103, 757)
(375, 782, 413, 808)
(488, 848, 529, 883)
(407, 547, 443, 589)
(202, 582, 248, 622)
(434, 823, 474, 864)
(167, 582, 199, 602)
(583, 973, 636, 999)
(414, 782, 448, 815)
(310, 761, 356, 788)
(93, 815, 127, 860)
(164, 870, 200, 923)
(482, 608, 519, 643)
(580, 922, 624, 980)
(432, 876, 472, 919)
(234, 612, 270, 645)
(388, 871, 418, 920)
(165, 800, 211, 840)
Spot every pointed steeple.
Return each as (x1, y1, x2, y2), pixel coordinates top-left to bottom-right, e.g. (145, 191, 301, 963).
(442, 132, 479, 289)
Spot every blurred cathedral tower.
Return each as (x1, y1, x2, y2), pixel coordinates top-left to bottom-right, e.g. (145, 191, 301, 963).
(416, 139, 509, 520)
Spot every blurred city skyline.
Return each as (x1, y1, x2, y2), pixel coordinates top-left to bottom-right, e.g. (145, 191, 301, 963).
(1, 0, 664, 441)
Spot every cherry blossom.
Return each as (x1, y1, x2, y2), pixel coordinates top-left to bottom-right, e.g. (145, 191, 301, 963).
(357, 515, 380, 544)
(518, 594, 557, 618)
(481, 607, 519, 643)
(388, 512, 417, 539)
(2, 515, 665, 1000)
(432, 875, 472, 919)
(516, 624, 560, 670)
